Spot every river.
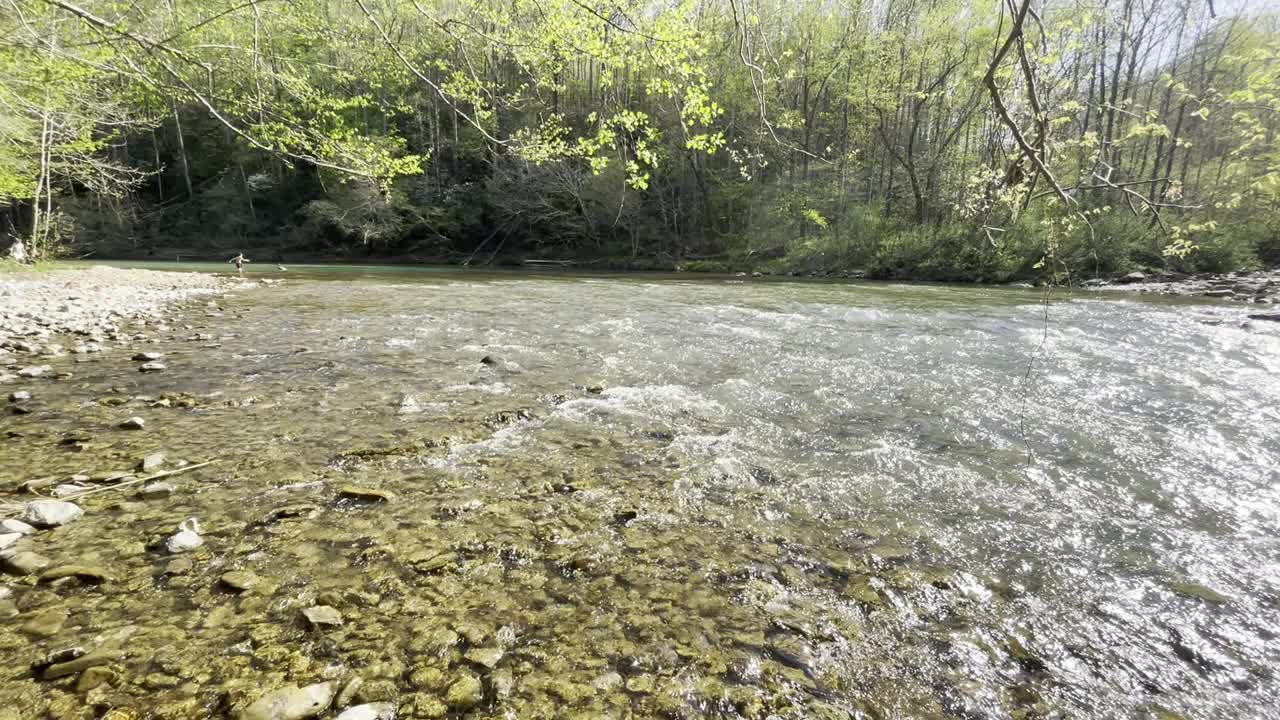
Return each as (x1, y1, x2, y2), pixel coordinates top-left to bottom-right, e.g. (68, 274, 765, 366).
(3, 264, 1278, 719)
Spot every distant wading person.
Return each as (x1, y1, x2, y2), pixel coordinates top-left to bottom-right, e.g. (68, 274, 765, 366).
(228, 251, 250, 276)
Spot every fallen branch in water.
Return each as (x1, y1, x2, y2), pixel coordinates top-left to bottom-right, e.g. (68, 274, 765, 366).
(59, 460, 219, 501)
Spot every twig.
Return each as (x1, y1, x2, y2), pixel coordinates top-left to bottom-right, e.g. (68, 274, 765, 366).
(60, 460, 219, 501)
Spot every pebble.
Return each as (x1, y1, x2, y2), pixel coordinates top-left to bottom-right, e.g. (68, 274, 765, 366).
(132, 352, 164, 361)
(120, 416, 146, 430)
(165, 518, 203, 553)
(19, 499, 84, 528)
(302, 605, 344, 629)
(334, 704, 396, 720)
(238, 682, 334, 720)
(139, 362, 167, 372)
(0, 519, 36, 535)
(8, 390, 30, 402)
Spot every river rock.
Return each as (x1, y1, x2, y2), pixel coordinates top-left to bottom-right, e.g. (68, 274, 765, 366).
(20, 606, 67, 637)
(76, 665, 116, 691)
(120, 416, 146, 430)
(132, 352, 163, 361)
(8, 390, 31, 402)
(38, 565, 114, 584)
(3, 550, 50, 576)
(32, 646, 85, 672)
(238, 682, 334, 720)
(139, 362, 167, 372)
(19, 499, 83, 528)
(165, 518, 203, 553)
(767, 636, 817, 674)
(52, 483, 89, 497)
(42, 649, 124, 679)
(464, 647, 503, 669)
(445, 674, 483, 709)
(0, 533, 22, 550)
(138, 453, 166, 472)
(302, 605, 344, 629)
(220, 570, 262, 592)
(334, 704, 396, 720)
(1119, 271, 1146, 283)
(337, 486, 396, 503)
(335, 676, 363, 708)
(1247, 312, 1280, 322)
(16, 365, 51, 378)
(138, 482, 175, 499)
(0, 519, 36, 535)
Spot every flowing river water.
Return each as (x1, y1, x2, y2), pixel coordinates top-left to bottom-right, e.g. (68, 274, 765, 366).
(3, 265, 1279, 719)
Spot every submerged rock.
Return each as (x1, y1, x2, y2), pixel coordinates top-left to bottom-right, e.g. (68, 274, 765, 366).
(42, 649, 123, 679)
(1171, 581, 1230, 605)
(337, 486, 396, 503)
(76, 665, 116, 691)
(19, 499, 83, 528)
(334, 704, 395, 720)
(138, 453, 166, 473)
(20, 607, 67, 636)
(138, 482, 175, 499)
(38, 565, 114, 584)
(32, 646, 86, 673)
(302, 605, 344, 629)
(464, 647, 503, 669)
(120, 416, 146, 430)
(132, 352, 163, 361)
(444, 674, 483, 709)
(238, 682, 334, 720)
(3, 550, 51, 576)
(16, 365, 52, 378)
(220, 570, 263, 592)
(0, 533, 21, 550)
(8, 390, 31, 402)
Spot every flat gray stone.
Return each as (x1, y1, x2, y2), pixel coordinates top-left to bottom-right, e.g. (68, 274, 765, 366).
(19, 499, 83, 528)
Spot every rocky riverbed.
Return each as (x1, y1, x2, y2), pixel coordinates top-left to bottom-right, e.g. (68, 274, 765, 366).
(1, 265, 1276, 720)
(1082, 268, 1280, 304)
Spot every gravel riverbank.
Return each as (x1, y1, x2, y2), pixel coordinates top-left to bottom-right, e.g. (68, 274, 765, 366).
(0, 266, 241, 384)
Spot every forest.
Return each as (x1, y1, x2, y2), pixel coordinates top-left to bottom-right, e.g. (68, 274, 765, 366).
(1, 0, 1277, 280)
